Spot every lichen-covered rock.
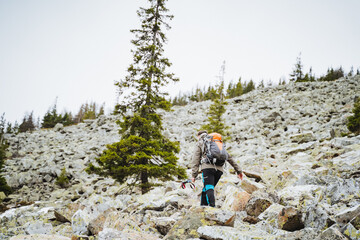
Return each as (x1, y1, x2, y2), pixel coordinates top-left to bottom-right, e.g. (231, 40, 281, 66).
(245, 192, 273, 217)
(222, 190, 251, 212)
(152, 217, 177, 235)
(240, 179, 265, 194)
(278, 207, 304, 232)
(290, 132, 316, 143)
(335, 204, 360, 227)
(342, 223, 360, 240)
(55, 202, 85, 223)
(258, 203, 284, 228)
(10, 234, 71, 240)
(315, 224, 347, 240)
(164, 207, 222, 240)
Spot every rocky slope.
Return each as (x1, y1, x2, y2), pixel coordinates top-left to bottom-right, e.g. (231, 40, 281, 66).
(1, 76, 360, 240)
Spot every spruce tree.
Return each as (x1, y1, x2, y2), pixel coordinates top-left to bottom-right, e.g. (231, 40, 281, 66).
(0, 114, 12, 195)
(347, 99, 360, 135)
(201, 99, 228, 135)
(201, 63, 228, 136)
(87, 0, 186, 194)
(290, 53, 304, 82)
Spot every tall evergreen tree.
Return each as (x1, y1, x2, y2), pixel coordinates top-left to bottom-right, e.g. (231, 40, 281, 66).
(290, 53, 304, 82)
(0, 114, 12, 195)
(202, 62, 229, 136)
(201, 99, 228, 135)
(87, 0, 186, 194)
(19, 111, 36, 133)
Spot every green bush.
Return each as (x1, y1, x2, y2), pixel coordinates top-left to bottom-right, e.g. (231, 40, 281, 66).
(347, 99, 360, 135)
(55, 168, 70, 188)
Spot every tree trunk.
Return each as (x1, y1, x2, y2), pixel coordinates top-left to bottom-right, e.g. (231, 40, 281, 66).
(141, 170, 149, 194)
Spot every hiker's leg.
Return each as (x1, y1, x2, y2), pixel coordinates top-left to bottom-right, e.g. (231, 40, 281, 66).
(202, 168, 216, 207)
(201, 172, 209, 206)
(213, 170, 223, 187)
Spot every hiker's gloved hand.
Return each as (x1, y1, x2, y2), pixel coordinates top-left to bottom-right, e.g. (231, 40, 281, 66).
(238, 172, 243, 180)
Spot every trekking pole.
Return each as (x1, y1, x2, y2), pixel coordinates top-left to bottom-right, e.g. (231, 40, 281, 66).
(180, 177, 201, 189)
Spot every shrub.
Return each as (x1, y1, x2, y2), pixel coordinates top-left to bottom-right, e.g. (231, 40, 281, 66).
(55, 168, 70, 188)
(347, 99, 360, 135)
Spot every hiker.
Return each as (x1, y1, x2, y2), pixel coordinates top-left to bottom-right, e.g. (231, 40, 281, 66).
(191, 130, 243, 207)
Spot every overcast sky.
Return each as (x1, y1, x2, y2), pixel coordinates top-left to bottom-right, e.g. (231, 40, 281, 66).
(1, 0, 360, 124)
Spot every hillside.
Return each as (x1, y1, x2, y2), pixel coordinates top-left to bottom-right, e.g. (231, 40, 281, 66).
(1, 76, 360, 240)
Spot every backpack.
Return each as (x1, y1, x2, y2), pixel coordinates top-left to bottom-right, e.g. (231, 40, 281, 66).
(201, 132, 228, 166)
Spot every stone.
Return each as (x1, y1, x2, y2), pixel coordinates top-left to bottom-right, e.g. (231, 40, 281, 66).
(240, 179, 265, 194)
(164, 207, 214, 240)
(98, 228, 126, 240)
(342, 223, 360, 240)
(203, 207, 236, 227)
(222, 191, 251, 212)
(88, 208, 115, 235)
(258, 203, 284, 227)
(316, 225, 347, 240)
(55, 203, 84, 223)
(278, 207, 304, 232)
(24, 220, 53, 234)
(245, 195, 272, 217)
(10, 234, 71, 240)
(335, 204, 360, 227)
(350, 213, 360, 230)
(54, 123, 64, 132)
(152, 217, 177, 235)
(242, 170, 262, 182)
(0, 192, 6, 202)
(290, 132, 316, 143)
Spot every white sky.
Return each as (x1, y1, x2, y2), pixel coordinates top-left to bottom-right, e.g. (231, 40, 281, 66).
(1, 0, 360, 124)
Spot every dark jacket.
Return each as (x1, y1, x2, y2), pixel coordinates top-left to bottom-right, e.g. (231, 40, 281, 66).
(191, 136, 242, 179)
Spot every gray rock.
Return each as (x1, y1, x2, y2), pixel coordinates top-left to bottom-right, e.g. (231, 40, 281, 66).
(24, 220, 53, 234)
(316, 224, 347, 240)
(342, 223, 360, 240)
(153, 217, 177, 235)
(54, 123, 64, 132)
(335, 204, 360, 227)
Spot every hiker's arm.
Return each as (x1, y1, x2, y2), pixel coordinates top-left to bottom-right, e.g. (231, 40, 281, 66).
(191, 143, 201, 179)
(227, 154, 242, 175)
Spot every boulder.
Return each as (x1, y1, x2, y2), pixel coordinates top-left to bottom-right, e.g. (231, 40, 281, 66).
(240, 179, 265, 194)
(335, 204, 360, 227)
(88, 208, 116, 235)
(258, 203, 284, 227)
(316, 225, 347, 240)
(24, 220, 53, 234)
(152, 217, 177, 235)
(222, 191, 251, 212)
(278, 207, 304, 232)
(10, 235, 70, 240)
(55, 203, 85, 223)
(245, 194, 272, 217)
(164, 206, 235, 240)
(290, 132, 316, 143)
(342, 223, 360, 240)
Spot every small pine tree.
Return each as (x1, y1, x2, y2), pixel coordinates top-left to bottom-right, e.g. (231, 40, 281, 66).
(243, 80, 255, 94)
(347, 99, 360, 135)
(19, 112, 36, 133)
(290, 53, 304, 82)
(87, 0, 186, 194)
(201, 99, 228, 136)
(0, 114, 12, 195)
(42, 104, 61, 128)
(55, 168, 70, 188)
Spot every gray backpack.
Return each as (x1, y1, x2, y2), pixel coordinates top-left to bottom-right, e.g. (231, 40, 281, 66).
(201, 133, 228, 166)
